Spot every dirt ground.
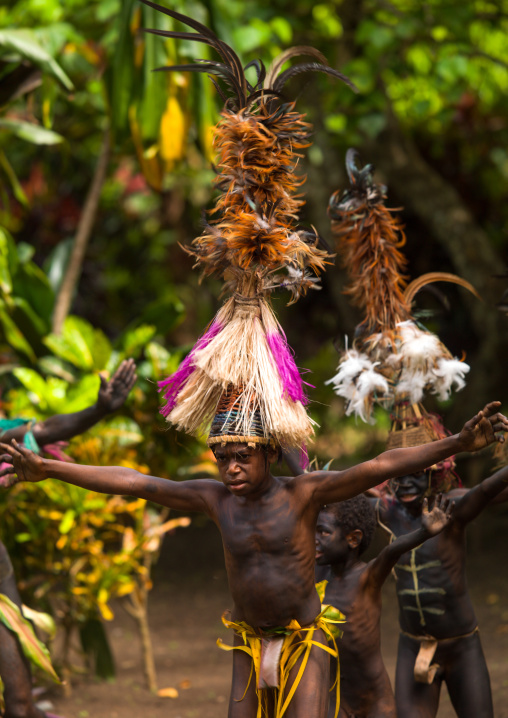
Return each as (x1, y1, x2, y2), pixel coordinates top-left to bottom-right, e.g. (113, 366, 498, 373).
(45, 511, 508, 718)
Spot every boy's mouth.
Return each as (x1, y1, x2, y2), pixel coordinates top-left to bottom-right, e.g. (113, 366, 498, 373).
(399, 493, 420, 503)
(228, 480, 247, 491)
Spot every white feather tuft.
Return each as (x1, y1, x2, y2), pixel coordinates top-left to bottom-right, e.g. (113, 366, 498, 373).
(394, 368, 430, 404)
(431, 357, 470, 401)
(327, 350, 389, 422)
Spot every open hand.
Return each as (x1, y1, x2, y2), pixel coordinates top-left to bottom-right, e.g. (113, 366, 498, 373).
(457, 402, 508, 453)
(421, 494, 454, 536)
(0, 441, 46, 488)
(97, 358, 137, 413)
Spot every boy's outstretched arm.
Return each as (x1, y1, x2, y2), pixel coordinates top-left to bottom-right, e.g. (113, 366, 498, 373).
(0, 359, 137, 446)
(0, 441, 217, 515)
(306, 402, 508, 505)
(449, 464, 508, 526)
(367, 495, 454, 587)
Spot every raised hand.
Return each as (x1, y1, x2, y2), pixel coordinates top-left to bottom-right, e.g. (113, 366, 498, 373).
(96, 358, 137, 414)
(0, 441, 46, 488)
(457, 401, 508, 453)
(421, 494, 454, 536)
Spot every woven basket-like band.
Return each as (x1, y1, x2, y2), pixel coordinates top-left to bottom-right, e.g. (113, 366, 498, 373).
(386, 425, 434, 450)
(207, 434, 277, 448)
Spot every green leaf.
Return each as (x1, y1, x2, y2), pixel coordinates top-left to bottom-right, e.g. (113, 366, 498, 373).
(0, 594, 60, 683)
(0, 150, 28, 205)
(0, 226, 13, 296)
(37, 355, 77, 383)
(270, 17, 292, 44)
(13, 297, 48, 336)
(21, 605, 56, 638)
(0, 119, 64, 145)
(315, 579, 328, 603)
(0, 307, 37, 362)
(59, 508, 75, 534)
(110, 0, 137, 134)
(64, 373, 100, 412)
(44, 316, 109, 370)
(43, 238, 73, 293)
(12, 261, 55, 328)
(12, 368, 50, 407)
(16, 242, 35, 264)
(120, 324, 156, 358)
(0, 29, 73, 90)
(95, 417, 144, 447)
(137, 294, 185, 334)
(145, 341, 178, 379)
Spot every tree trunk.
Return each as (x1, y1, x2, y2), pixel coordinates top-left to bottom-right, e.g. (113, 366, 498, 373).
(51, 129, 111, 334)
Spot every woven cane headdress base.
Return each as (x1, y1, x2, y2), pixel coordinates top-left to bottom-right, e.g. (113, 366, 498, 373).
(387, 402, 439, 450)
(207, 384, 276, 449)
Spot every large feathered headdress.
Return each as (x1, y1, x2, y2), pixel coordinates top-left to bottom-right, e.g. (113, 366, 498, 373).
(326, 150, 479, 425)
(142, 1, 357, 448)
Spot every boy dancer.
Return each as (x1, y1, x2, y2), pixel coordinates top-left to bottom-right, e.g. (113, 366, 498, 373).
(376, 459, 508, 718)
(316, 493, 453, 718)
(0, 358, 136, 718)
(0, 403, 506, 718)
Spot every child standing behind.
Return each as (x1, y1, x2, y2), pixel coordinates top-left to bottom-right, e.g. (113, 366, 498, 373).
(316, 494, 454, 718)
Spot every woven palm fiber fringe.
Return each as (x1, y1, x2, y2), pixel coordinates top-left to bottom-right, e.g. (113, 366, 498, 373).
(167, 296, 315, 448)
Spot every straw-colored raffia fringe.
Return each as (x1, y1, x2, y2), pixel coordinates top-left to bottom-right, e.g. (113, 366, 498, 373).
(168, 296, 315, 448)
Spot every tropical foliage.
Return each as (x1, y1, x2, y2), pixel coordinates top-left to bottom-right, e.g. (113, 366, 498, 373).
(0, 0, 506, 687)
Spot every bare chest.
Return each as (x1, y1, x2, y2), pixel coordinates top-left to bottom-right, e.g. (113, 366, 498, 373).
(218, 494, 309, 560)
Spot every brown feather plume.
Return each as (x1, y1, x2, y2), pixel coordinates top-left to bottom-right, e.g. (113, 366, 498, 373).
(329, 149, 411, 335)
(141, 0, 356, 299)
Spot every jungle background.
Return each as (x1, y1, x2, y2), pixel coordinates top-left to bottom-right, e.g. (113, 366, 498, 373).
(1, 0, 507, 715)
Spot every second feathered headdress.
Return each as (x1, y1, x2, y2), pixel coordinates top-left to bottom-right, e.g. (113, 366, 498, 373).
(326, 150, 479, 424)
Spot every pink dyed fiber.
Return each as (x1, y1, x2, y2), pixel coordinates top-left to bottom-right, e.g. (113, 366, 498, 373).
(300, 445, 310, 470)
(158, 319, 224, 416)
(266, 332, 312, 406)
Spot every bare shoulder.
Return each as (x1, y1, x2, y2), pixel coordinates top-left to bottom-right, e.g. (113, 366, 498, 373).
(283, 469, 327, 496)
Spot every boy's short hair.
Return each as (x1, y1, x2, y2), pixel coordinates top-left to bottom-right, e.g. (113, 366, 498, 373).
(322, 495, 376, 555)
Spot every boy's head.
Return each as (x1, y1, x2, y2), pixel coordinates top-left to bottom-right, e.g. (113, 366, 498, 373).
(390, 470, 431, 511)
(316, 495, 376, 566)
(212, 442, 279, 495)
(390, 460, 459, 511)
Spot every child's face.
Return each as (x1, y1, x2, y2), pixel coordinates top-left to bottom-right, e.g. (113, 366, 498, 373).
(315, 511, 349, 566)
(213, 443, 276, 496)
(391, 471, 430, 510)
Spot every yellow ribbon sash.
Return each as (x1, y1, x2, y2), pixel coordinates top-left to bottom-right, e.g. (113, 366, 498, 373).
(218, 595, 345, 718)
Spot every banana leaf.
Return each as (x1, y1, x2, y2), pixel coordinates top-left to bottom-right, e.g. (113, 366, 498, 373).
(0, 593, 60, 683)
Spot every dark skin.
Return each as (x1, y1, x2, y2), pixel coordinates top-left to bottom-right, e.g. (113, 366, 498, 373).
(0, 358, 137, 447)
(376, 462, 508, 718)
(316, 496, 453, 718)
(0, 358, 136, 718)
(0, 402, 506, 718)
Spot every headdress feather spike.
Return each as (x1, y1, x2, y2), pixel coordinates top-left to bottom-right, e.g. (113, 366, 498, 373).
(142, 3, 357, 448)
(327, 151, 479, 424)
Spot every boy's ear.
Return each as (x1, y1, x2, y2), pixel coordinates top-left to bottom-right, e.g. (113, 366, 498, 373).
(346, 529, 363, 550)
(267, 446, 279, 464)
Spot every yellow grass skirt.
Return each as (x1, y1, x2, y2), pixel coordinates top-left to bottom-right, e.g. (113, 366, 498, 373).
(218, 599, 345, 718)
